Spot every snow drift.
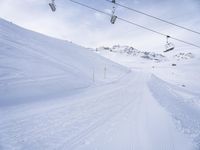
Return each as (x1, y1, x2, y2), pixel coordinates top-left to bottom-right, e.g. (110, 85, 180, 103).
(148, 75, 200, 147)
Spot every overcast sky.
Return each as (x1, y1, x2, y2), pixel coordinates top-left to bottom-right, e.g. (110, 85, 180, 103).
(0, 0, 200, 52)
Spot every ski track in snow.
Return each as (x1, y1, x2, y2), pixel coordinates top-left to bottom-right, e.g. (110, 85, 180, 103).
(0, 72, 197, 150)
(0, 18, 199, 150)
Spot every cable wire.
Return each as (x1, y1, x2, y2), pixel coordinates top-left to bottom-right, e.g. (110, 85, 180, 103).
(117, 17, 200, 49)
(69, 0, 200, 49)
(106, 0, 200, 35)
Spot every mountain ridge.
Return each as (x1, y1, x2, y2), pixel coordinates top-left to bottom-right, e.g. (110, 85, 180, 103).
(94, 45, 195, 62)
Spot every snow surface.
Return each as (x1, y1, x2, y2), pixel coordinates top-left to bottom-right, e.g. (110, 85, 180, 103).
(0, 18, 200, 150)
(0, 18, 127, 107)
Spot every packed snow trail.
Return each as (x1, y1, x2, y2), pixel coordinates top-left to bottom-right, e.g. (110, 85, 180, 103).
(0, 72, 196, 150)
(0, 18, 199, 150)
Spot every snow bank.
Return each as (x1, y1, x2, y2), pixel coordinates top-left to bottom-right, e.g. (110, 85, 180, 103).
(148, 75, 200, 148)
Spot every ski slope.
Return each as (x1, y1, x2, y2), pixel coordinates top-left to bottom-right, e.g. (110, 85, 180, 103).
(0, 18, 200, 150)
(0, 18, 127, 107)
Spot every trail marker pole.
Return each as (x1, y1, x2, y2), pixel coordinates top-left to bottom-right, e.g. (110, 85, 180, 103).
(104, 65, 107, 79)
(93, 68, 95, 83)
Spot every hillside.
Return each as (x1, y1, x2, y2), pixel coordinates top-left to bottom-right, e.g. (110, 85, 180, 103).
(0, 18, 127, 106)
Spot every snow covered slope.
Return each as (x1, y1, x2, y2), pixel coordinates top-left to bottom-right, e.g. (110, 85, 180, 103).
(0, 18, 200, 150)
(93, 45, 200, 148)
(95, 45, 200, 91)
(0, 71, 199, 150)
(0, 18, 127, 106)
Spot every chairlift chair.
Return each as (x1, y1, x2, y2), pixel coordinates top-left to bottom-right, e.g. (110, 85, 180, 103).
(112, 0, 116, 3)
(164, 35, 175, 52)
(110, 6, 117, 24)
(49, 0, 56, 12)
(111, 15, 117, 24)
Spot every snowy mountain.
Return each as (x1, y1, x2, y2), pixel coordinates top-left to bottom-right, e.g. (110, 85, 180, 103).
(94, 45, 200, 91)
(0, 18, 200, 150)
(96, 45, 167, 62)
(174, 52, 194, 61)
(95, 45, 195, 63)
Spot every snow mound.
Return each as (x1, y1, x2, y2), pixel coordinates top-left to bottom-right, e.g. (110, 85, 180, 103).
(0, 18, 127, 106)
(148, 75, 200, 148)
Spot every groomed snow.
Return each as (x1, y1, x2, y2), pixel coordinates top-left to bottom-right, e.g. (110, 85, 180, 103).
(0, 18, 200, 150)
(0, 18, 127, 107)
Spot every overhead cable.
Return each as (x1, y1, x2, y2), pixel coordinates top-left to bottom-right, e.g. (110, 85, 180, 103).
(106, 0, 200, 35)
(69, 0, 200, 49)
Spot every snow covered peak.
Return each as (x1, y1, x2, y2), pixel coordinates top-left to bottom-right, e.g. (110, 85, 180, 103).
(95, 45, 196, 64)
(96, 45, 167, 62)
(173, 52, 194, 61)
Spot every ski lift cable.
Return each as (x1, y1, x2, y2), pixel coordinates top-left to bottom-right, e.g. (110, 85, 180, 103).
(117, 17, 200, 49)
(69, 0, 200, 49)
(170, 37, 200, 49)
(105, 0, 200, 36)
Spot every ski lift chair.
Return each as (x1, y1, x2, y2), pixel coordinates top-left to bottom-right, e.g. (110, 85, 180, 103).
(111, 15, 117, 24)
(164, 35, 175, 52)
(49, 0, 56, 12)
(110, 7, 117, 24)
